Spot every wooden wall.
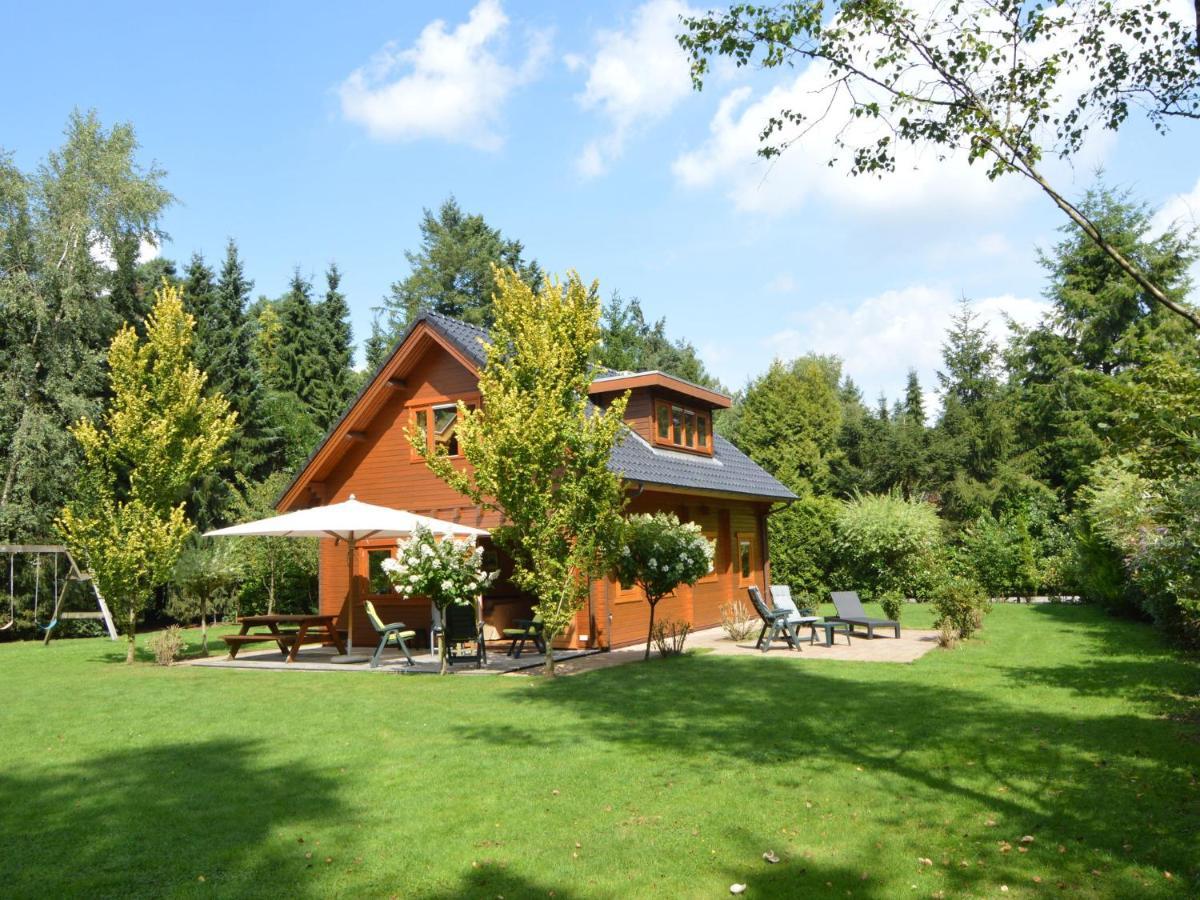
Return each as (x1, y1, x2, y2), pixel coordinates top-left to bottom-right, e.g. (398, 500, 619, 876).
(305, 339, 773, 651)
(595, 490, 770, 650)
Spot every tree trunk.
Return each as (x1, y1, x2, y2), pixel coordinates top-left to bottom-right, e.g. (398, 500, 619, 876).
(644, 596, 660, 662)
(439, 626, 449, 675)
(267, 568, 276, 616)
(543, 642, 556, 676)
(125, 607, 136, 664)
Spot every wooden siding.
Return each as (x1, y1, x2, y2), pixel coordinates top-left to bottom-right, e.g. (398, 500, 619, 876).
(598, 490, 770, 649)
(303, 338, 774, 651)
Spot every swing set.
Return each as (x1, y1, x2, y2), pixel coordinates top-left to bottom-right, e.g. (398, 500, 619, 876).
(0, 545, 118, 643)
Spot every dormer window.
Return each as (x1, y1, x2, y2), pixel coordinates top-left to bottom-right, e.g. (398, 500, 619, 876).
(653, 399, 712, 454)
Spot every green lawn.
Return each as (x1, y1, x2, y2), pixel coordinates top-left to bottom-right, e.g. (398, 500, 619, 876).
(1, 604, 1197, 899)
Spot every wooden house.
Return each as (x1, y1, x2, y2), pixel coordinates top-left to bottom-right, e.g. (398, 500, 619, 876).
(277, 312, 795, 650)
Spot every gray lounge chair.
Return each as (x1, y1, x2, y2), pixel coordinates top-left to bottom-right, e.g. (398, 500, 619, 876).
(747, 586, 802, 652)
(769, 585, 821, 628)
(829, 590, 900, 638)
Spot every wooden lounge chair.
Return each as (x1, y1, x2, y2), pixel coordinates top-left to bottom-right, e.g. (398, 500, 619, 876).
(436, 602, 487, 669)
(828, 590, 900, 638)
(363, 600, 417, 668)
(747, 586, 802, 652)
(502, 612, 545, 658)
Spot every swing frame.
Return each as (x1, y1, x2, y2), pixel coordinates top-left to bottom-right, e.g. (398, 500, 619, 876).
(0, 545, 118, 642)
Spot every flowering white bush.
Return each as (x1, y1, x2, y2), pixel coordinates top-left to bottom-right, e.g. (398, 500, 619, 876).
(614, 512, 715, 660)
(382, 524, 497, 612)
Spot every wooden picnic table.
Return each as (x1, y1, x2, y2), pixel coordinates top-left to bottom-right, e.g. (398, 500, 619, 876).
(222, 614, 346, 663)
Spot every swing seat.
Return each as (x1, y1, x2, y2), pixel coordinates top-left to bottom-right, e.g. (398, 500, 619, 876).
(60, 611, 104, 620)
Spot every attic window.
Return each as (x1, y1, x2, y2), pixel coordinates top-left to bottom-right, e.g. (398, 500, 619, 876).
(653, 399, 712, 454)
(412, 401, 475, 458)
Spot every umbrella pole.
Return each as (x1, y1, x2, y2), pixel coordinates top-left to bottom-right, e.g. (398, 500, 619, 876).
(346, 537, 356, 653)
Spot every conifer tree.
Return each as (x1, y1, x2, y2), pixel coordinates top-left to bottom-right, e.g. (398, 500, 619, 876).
(377, 197, 541, 342)
(312, 262, 355, 431)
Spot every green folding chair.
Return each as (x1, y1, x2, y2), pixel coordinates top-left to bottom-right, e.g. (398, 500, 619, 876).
(363, 600, 417, 668)
(502, 612, 546, 658)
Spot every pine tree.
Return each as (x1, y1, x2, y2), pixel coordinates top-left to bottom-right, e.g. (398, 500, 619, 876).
(1009, 186, 1200, 500)
(597, 293, 721, 387)
(312, 263, 355, 431)
(903, 369, 925, 425)
(274, 269, 324, 409)
(182, 253, 221, 374)
(363, 313, 392, 370)
(929, 301, 1015, 520)
(214, 240, 276, 481)
(377, 197, 541, 342)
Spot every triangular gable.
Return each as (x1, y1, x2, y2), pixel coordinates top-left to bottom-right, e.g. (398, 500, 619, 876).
(276, 317, 483, 511)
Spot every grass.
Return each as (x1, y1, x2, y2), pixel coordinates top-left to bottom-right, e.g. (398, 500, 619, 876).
(1, 603, 1197, 899)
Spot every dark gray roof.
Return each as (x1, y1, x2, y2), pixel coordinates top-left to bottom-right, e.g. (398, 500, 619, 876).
(280, 310, 794, 506)
(608, 429, 796, 502)
(423, 310, 489, 368)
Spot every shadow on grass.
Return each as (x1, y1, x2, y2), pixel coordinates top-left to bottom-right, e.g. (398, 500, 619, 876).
(461, 651, 1200, 895)
(0, 738, 344, 898)
(425, 857, 886, 899)
(1007, 604, 1200, 711)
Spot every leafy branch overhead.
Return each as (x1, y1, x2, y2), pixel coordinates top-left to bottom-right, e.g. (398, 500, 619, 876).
(679, 0, 1200, 328)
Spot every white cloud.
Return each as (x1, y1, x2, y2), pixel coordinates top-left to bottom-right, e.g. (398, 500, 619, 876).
(671, 0, 1126, 219)
(763, 286, 1050, 416)
(673, 70, 1031, 218)
(90, 233, 160, 271)
(572, 0, 697, 177)
(766, 273, 797, 293)
(338, 0, 549, 150)
(1150, 175, 1200, 297)
(1150, 175, 1200, 238)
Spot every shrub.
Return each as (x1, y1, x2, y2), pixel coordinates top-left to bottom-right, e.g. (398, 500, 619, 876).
(652, 619, 691, 656)
(877, 590, 904, 622)
(148, 626, 184, 666)
(719, 599, 757, 641)
(615, 513, 714, 660)
(936, 619, 959, 649)
(834, 491, 943, 597)
(766, 493, 839, 596)
(930, 575, 988, 640)
(383, 524, 497, 675)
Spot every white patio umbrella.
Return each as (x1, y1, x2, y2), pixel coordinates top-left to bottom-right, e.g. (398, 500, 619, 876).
(205, 494, 487, 656)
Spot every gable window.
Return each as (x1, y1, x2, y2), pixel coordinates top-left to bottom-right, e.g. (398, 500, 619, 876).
(412, 400, 475, 458)
(653, 399, 712, 454)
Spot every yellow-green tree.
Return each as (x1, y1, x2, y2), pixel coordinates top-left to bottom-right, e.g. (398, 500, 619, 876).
(417, 267, 628, 674)
(59, 282, 236, 662)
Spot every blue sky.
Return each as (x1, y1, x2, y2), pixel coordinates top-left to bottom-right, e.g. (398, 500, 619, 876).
(4, 0, 1198, 407)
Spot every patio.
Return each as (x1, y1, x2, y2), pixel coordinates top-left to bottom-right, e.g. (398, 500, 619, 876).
(187, 642, 598, 674)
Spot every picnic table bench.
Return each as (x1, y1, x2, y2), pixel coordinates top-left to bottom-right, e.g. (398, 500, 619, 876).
(223, 614, 346, 662)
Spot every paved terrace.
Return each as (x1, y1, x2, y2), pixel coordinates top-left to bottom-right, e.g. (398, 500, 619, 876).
(186, 624, 939, 675)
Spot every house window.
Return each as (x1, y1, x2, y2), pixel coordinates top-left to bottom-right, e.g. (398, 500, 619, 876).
(412, 401, 475, 457)
(697, 531, 719, 583)
(367, 549, 393, 595)
(736, 533, 757, 586)
(653, 399, 712, 453)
